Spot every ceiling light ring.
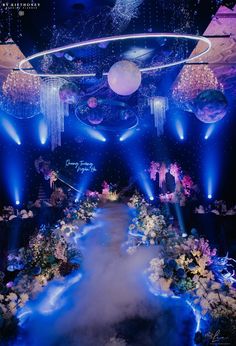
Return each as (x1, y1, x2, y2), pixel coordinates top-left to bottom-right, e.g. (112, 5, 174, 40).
(19, 33, 211, 78)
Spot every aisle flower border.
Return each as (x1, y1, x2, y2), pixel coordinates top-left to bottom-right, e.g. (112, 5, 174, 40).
(0, 196, 98, 341)
(127, 193, 236, 345)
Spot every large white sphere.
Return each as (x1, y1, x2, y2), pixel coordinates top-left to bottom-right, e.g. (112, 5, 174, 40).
(107, 60, 141, 96)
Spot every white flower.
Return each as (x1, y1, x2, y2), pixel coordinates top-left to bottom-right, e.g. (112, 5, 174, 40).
(142, 236, 147, 242)
(127, 247, 137, 255)
(211, 282, 221, 290)
(150, 239, 155, 245)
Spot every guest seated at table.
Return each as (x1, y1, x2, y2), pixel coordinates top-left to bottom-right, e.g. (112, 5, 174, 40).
(194, 199, 236, 216)
(0, 206, 34, 222)
(195, 205, 205, 214)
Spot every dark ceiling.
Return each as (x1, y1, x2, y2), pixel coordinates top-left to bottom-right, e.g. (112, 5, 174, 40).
(0, 1, 226, 52)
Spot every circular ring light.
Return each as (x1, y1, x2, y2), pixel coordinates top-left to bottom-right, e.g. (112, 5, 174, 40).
(19, 33, 211, 78)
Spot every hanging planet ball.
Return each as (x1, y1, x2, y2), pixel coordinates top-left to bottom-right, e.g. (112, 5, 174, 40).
(107, 60, 141, 96)
(194, 89, 228, 123)
(87, 97, 98, 109)
(87, 111, 104, 125)
(59, 82, 80, 104)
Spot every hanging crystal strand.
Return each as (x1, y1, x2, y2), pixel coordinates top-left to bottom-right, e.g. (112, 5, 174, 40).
(148, 96, 168, 136)
(40, 78, 69, 151)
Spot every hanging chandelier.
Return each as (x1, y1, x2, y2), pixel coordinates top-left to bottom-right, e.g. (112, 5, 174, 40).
(172, 64, 224, 112)
(0, 70, 41, 119)
(40, 78, 69, 151)
(148, 96, 168, 136)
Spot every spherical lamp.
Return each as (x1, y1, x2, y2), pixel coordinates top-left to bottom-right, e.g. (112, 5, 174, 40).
(107, 60, 141, 96)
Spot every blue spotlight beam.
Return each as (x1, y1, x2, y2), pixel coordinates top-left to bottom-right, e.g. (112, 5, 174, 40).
(119, 129, 135, 142)
(1, 118, 21, 145)
(203, 142, 220, 201)
(204, 124, 215, 140)
(39, 119, 48, 144)
(174, 203, 186, 234)
(85, 128, 106, 142)
(175, 119, 184, 140)
(4, 154, 23, 205)
(124, 143, 154, 201)
(138, 172, 154, 200)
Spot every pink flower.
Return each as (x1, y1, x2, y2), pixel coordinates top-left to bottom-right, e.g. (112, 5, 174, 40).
(6, 281, 14, 288)
(149, 161, 160, 181)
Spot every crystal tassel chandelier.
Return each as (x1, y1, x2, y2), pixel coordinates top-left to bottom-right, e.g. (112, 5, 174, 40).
(40, 78, 69, 151)
(148, 96, 168, 136)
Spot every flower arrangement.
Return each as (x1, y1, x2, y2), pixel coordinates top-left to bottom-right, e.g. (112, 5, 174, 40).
(7, 230, 80, 282)
(128, 193, 167, 245)
(127, 192, 148, 210)
(149, 161, 160, 181)
(0, 228, 80, 340)
(75, 199, 98, 221)
(64, 197, 98, 223)
(0, 279, 28, 341)
(86, 190, 100, 198)
(102, 181, 110, 195)
(148, 237, 236, 343)
(100, 182, 119, 202)
(147, 237, 217, 296)
(181, 175, 194, 196)
(128, 193, 236, 344)
(0, 195, 99, 340)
